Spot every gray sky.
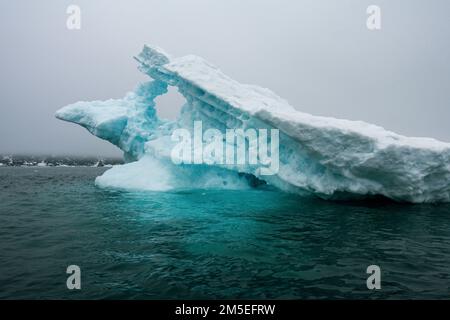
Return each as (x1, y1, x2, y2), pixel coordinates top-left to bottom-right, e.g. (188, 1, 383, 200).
(1, 0, 449, 157)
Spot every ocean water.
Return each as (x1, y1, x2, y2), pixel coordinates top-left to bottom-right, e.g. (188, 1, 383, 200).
(1, 167, 450, 299)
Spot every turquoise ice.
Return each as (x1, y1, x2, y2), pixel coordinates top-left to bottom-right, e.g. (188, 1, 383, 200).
(56, 46, 450, 203)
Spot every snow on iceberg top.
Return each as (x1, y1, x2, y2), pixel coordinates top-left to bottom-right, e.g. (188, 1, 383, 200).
(137, 45, 450, 152)
(164, 55, 295, 114)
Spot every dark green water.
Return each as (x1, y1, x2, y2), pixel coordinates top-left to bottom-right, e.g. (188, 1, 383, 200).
(1, 167, 450, 299)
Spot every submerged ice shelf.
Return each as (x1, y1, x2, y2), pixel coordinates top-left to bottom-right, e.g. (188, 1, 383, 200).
(56, 45, 450, 203)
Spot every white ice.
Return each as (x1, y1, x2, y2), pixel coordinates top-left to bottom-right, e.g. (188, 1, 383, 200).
(56, 46, 450, 203)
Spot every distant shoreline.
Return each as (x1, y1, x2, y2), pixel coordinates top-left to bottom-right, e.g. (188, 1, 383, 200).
(0, 154, 124, 167)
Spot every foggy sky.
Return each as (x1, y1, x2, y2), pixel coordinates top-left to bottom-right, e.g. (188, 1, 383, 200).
(1, 0, 449, 157)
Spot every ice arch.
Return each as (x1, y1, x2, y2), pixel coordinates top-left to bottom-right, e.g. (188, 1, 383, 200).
(56, 45, 450, 203)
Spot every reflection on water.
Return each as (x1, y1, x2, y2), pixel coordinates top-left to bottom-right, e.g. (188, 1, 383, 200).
(0, 167, 450, 299)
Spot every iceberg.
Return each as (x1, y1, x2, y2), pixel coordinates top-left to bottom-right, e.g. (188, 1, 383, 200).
(56, 45, 450, 203)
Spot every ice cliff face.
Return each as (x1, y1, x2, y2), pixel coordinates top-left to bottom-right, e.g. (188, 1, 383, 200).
(56, 45, 450, 203)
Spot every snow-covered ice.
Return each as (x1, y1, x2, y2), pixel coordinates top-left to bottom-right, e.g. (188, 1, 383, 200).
(56, 45, 450, 203)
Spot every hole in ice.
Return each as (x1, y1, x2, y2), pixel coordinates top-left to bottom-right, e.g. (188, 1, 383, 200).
(154, 86, 186, 120)
(238, 172, 267, 188)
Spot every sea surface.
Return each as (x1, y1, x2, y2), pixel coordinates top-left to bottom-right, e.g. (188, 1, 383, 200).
(1, 166, 450, 299)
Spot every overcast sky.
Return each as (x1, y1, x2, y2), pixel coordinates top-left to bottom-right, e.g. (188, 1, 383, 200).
(1, 0, 449, 157)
